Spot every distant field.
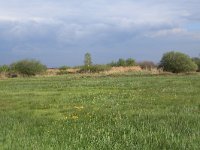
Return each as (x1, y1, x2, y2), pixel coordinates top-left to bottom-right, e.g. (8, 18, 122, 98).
(0, 74, 200, 149)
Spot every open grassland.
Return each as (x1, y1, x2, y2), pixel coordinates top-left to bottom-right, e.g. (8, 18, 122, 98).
(0, 74, 200, 149)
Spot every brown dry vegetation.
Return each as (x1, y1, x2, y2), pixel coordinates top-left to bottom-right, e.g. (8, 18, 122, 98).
(46, 68, 60, 76)
(67, 68, 80, 74)
(46, 66, 142, 76)
(104, 66, 141, 74)
(0, 66, 170, 79)
(0, 73, 7, 79)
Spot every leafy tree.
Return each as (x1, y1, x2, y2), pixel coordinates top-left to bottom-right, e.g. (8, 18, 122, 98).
(108, 61, 117, 67)
(84, 53, 92, 66)
(117, 58, 126, 66)
(0, 65, 10, 73)
(109, 58, 136, 67)
(192, 57, 200, 72)
(126, 58, 135, 66)
(11, 59, 47, 76)
(159, 51, 197, 73)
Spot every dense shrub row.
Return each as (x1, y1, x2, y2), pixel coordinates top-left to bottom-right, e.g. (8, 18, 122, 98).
(109, 58, 136, 67)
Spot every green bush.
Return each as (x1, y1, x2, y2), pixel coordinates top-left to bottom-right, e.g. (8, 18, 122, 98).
(79, 65, 111, 73)
(0, 65, 10, 73)
(159, 51, 198, 73)
(108, 61, 117, 67)
(126, 58, 135, 66)
(11, 59, 47, 76)
(192, 57, 200, 72)
(109, 58, 136, 67)
(117, 58, 126, 66)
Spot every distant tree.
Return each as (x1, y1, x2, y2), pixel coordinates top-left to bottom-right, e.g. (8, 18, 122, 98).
(126, 58, 135, 66)
(84, 53, 92, 66)
(108, 58, 136, 67)
(108, 61, 117, 67)
(192, 57, 200, 72)
(117, 58, 126, 66)
(159, 51, 197, 73)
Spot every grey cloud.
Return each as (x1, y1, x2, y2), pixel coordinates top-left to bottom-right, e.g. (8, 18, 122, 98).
(0, 0, 200, 66)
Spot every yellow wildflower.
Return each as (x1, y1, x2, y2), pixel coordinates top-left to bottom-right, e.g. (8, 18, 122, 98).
(72, 115, 78, 119)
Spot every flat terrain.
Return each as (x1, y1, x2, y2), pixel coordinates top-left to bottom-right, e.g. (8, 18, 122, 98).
(0, 74, 200, 149)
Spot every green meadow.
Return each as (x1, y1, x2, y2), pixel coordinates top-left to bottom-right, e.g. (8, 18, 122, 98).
(0, 74, 200, 149)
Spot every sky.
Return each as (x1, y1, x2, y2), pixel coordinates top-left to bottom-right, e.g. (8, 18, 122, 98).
(0, 0, 200, 67)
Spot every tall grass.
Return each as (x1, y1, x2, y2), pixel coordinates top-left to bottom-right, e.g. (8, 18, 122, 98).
(0, 75, 200, 149)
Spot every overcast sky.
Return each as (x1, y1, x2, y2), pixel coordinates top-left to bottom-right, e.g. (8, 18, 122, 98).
(0, 0, 200, 67)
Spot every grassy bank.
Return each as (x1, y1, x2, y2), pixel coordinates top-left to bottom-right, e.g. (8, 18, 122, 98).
(0, 74, 200, 149)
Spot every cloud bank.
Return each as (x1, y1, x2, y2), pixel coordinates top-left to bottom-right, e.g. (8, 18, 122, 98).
(0, 0, 200, 66)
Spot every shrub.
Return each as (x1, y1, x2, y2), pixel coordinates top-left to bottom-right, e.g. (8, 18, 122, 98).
(11, 59, 47, 76)
(138, 61, 156, 70)
(126, 58, 136, 66)
(108, 61, 118, 67)
(109, 58, 136, 67)
(159, 51, 198, 73)
(192, 57, 200, 72)
(117, 58, 126, 66)
(79, 65, 111, 73)
(0, 65, 10, 73)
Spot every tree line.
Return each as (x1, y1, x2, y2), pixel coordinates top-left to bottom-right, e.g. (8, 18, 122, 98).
(0, 51, 200, 77)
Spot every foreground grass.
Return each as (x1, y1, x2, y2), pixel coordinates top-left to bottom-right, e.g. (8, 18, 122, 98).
(0, 74, 200, 149)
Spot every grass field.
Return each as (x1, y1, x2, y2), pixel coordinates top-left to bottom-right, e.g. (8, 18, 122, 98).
(0, 74, 200, 149)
